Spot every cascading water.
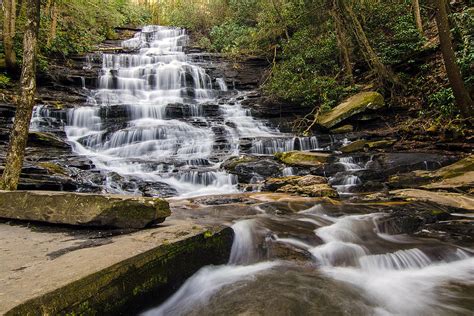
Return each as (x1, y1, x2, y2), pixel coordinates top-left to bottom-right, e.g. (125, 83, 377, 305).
(142, 203, 474, 315)
(45, 25, 321, 197)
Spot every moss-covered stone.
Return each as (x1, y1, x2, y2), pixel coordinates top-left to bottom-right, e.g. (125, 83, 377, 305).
(390, 189, 474, 211)
(5, 228, 234, 316)
(316, 91, 385, 129)
(37, 162, 69, 176)
(222, 156, 257, 171)
(331, 124, 354, 134)
(339, 140, 368, 153)
(275, 151, 330, 167)
(366, 139, 396, 149)
(0, 191, 170, 229)
(28, 131, 70, 148)
(388, 155, 473, 191)
(264, 175, 338, 198)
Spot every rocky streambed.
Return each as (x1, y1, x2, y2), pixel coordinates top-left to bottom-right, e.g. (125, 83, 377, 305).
(0, 25, 473, 315)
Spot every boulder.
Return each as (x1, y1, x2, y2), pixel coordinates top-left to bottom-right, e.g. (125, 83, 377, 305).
(275, 151, 331, 167)
(339, 140, 368, 153)
(264, 175, 338, 198)
(0, 191, 170, 229)
(223, 156, 284, 183)
(316, 92, 385, 129)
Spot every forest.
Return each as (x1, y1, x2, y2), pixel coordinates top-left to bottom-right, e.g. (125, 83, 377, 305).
(0, 0, 473, 315)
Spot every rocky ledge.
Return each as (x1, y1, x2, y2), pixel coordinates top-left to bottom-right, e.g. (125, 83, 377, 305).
(0, 191, 170, 229)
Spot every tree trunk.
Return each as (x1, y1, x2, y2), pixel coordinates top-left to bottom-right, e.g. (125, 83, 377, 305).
(0, 0, 41, 191)
(340, 1, 399, 87)
(47, 0, 58, 46)
(434, 0, 474, 118)
(331, 4, 353, 85)
(412, 0, 423, 34)
(2, 0, 17, 75)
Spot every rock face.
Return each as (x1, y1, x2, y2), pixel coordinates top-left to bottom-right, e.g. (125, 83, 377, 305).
(316, 92, 385, 129)
(264, 175, 338, 198)
(0, 191, 170, 229)
(275, 151, 331, 167)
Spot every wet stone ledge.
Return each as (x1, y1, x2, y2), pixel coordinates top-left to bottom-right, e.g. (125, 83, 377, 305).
(1, 221, 233, 315)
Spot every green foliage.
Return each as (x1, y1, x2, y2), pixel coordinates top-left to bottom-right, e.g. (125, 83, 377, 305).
(0, 73, 11, 87)
(41, 0, 150, 57)
(428, 88, 459, 117)
(363, 2, 425, 65)
(265, 28, 343, 107)
(452, 8, 474, 88)
(210, 22, 256, 53)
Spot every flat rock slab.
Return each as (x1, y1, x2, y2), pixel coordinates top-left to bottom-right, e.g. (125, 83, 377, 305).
(0, 219, 233, 315)
(0, 190, 170, 229)
(390, 189, 474, 211)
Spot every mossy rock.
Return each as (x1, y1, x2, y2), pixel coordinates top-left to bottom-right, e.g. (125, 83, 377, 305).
(275, 151, 330, 167)
(28, 131, 70, 148)
(339, 139, 395, 153)
(316, 92, 385, 129)
(37, 162, 69, 176)
(263, 175, 338, 198)
(331, 124, 353, 134)
(339, 140, 368, 153)
(389, 155, 473, 191)
(277, 183, 339, 198)
(0, 191, 170, 229)
(222, 156, 258, 171)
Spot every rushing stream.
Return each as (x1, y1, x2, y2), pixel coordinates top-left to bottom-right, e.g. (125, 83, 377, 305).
(31, 26, 474, 315)
(142, 201, 474, 315)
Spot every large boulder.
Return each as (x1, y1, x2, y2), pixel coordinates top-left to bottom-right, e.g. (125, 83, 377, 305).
(316, 92, 385, 129)
(0, 191, 170, 229)
(264, 175, 338, 198)
(275, 151, 331, 167)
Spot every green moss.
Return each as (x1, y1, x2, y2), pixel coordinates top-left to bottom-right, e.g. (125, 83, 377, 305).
(6, 228, 234, 316)
(275, 151, 330, 166)
(436, 156, 473, 179)
(316, 92, 385, 129)
(38, 162, 68, 176)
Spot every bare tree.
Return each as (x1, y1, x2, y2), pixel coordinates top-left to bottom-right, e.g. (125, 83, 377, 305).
(434, 0, 473, 118)
(0, 0, 41, 190)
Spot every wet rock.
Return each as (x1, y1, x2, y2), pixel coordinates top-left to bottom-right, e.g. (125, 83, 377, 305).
(275, 151, 331, 167)
(390, 189, 474, 211)
(388, 155, 472, 190)
(28, 131, 70, 148)
(264, 175, 338, 198)
(339, 139, 396, 153)
(316, 92, 385, 129)
(0, 191, 170, 229)
(223, 156, 283, 183)
(339, 140, 368, 153)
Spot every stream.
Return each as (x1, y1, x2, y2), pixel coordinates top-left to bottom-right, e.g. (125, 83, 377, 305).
(32, 26, 474, 315)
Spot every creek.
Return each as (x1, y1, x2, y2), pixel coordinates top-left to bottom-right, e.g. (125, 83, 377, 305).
(31, 26, 474, 315)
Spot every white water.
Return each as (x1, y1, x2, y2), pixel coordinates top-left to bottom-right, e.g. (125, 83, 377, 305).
(142, 220, 279, 316)
(142, 203, 474, 315)
(52, 25, 322, 197)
